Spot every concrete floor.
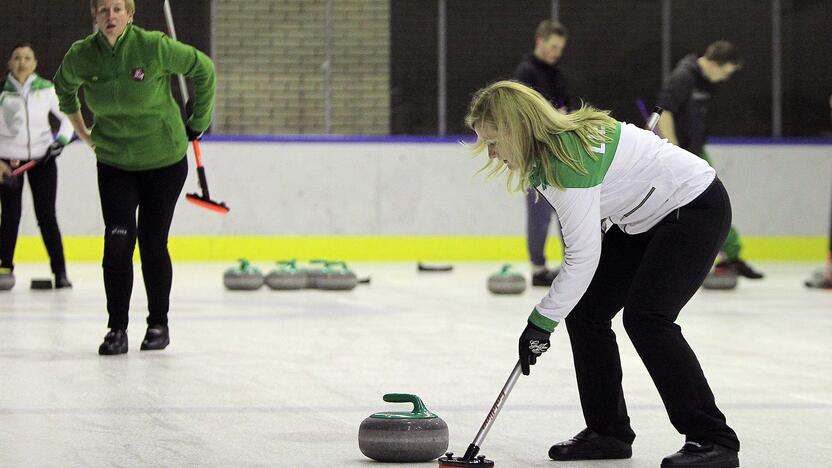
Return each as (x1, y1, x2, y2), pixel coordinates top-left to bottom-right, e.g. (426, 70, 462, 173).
(0, 262, 829, 467)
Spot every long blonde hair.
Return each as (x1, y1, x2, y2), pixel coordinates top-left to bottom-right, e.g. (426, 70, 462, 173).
(465, 80, 617, 191)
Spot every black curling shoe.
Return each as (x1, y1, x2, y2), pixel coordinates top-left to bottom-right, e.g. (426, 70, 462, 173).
(532, 267, 560, 287)
(549, 428, 632, 461)
(715, 258, 764, 279)
(54, 273, 72, 289)
(140, 325, 169, 351)
(661, 441, 739, 468)
(98, 329, 128, 355)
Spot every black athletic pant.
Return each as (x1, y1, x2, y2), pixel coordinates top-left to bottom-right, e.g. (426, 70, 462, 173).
(564, 178, 740, 451)
(0, 157, 67, 274)
(97, 157, 187, 331)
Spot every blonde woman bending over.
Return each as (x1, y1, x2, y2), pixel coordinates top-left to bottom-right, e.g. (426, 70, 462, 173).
(466, 81, 739, 468)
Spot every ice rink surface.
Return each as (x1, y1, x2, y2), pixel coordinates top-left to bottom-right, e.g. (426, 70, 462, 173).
(0, 261, 830, 467)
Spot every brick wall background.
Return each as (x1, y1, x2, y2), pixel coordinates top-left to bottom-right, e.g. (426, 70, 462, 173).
(213, 0, 390, 135)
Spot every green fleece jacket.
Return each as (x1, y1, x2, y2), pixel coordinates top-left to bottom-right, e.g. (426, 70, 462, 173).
(54, 24, 216, 171)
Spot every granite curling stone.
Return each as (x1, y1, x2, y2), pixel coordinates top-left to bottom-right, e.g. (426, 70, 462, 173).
(805, 268, 832, 289)
(359, 393, 449, 463)
(223, 259, 264, 290)
(317, 261, 358, 291)
(303, 259, 329, 288)
(487, 264, 527, 294)
(0, 269, 14, 291)
(266, 259, 307, 290)
(702, 265, 738, 290)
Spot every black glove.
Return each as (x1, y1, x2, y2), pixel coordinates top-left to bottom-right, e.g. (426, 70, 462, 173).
(185, 124, 203, 142)
(518, 322, 551, 375)
(182, 100, 203, 141)
(41, 141, 65, 165)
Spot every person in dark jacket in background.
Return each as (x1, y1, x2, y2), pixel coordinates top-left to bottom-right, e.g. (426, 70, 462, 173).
(656, 41, 763, 280)
(512, 20, 572, 287)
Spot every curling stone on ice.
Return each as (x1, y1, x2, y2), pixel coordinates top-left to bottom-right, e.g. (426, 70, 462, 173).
(223, 259, 264, 290)
(487, 264, 526, 294)
(0, 268, 14, 291)
(317, 261, 358, 290)
(359, 393, 449, 462)
(266, 259, 307, 290)
(303, 259, 329, 288)
(702, 264, 738, 290)
(805, 268, 832, 289)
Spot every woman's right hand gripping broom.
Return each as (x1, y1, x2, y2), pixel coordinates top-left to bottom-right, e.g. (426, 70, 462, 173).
(518, 321, 552, 375)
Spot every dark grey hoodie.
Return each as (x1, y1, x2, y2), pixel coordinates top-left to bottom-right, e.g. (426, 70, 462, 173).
(656, 54, 715, 157)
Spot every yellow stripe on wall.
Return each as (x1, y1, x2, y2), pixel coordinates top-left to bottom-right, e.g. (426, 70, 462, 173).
(13, 235, 828, 262)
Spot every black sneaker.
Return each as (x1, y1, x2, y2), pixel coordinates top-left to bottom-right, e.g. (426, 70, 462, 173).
(99, 329, 128, 355)
(532, 267, 560, 287)
(549, 428, 632, 461)
(54, 273, 72, 289)
(140, 325, 170, 351)
(661, 441, 739, 467)
(715, 259, 764, 279)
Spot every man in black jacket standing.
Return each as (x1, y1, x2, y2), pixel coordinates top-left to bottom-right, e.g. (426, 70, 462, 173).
(512, 20, 572, 286)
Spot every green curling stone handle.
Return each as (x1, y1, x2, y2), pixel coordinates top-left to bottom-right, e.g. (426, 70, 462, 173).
(370, 393, 437, 419)
(324, 261, 351, 272)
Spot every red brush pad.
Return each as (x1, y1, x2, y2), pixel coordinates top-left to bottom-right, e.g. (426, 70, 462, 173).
(186, 193, 230, 214)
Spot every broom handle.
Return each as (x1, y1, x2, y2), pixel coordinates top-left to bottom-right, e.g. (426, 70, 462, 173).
(164, 0, 205, 183)
(646, 106, 663, 132)
(193, 140, 209, 197)
(11, 160, 38, 176)
(462, 360, 523, 461)
(193, 139, 204, 168)
(163, 0, 189, 104)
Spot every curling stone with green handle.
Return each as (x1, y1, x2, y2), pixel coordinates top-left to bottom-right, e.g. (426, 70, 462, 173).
(303, 259, 329, 288)
(358, 393, 449, 462)
(223, 259, 264, 291)
(702, 265, 738, 290)
(317, 261, 358, 290)
(487, 264, 526, 294)
(266, 259, 307, 290)
(0, 267, 14, 291)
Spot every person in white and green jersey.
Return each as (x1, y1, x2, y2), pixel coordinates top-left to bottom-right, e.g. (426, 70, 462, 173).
(0, 43, 74, 291)
(465, 81, 739, 468)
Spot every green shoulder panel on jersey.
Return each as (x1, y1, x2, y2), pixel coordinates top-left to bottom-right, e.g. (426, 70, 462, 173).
(31, 75, 54, 91)
(1, 75, 54, 93)
(529, 121, 622, 189)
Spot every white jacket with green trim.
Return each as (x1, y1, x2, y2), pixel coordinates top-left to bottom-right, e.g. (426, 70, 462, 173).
(528, 122, 715, 332)
(0, 74, 73, 161)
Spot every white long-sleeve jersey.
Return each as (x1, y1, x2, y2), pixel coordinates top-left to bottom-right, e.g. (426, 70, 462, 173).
(528, 122, 715, 332)
(0, 74, 74, 161)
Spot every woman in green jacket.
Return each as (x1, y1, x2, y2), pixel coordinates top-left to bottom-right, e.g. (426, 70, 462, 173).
(54, 0, 216, 355)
